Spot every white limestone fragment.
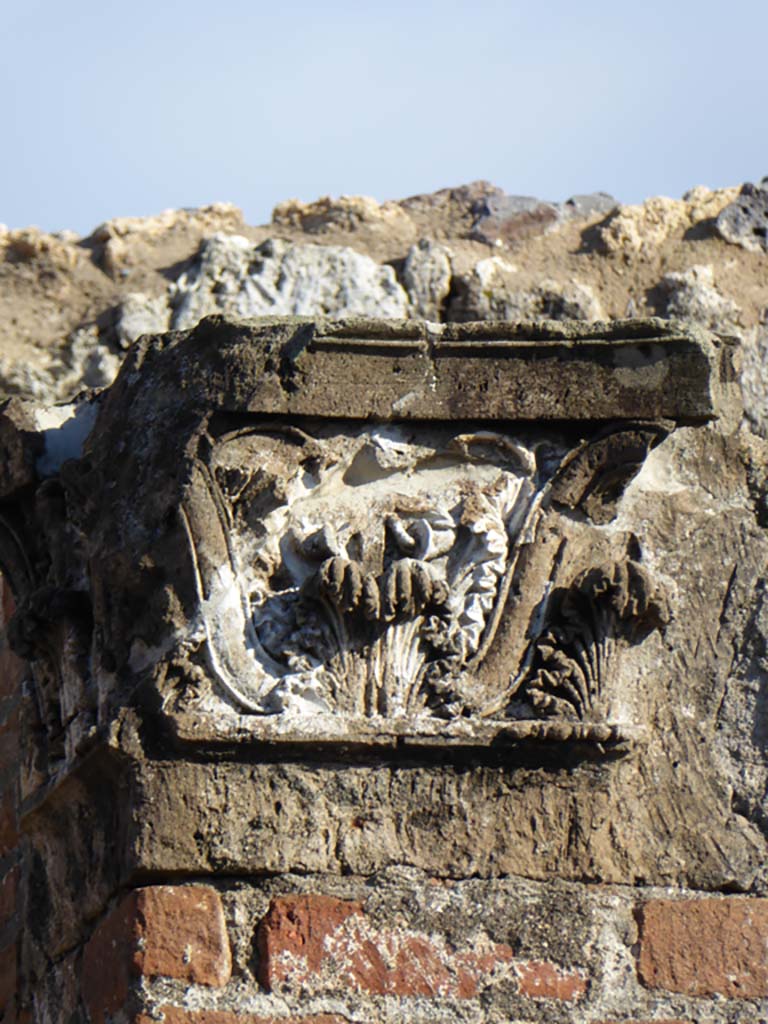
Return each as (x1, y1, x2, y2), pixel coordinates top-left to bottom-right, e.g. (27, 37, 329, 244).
(170, 234, 410, 328)
(403, 239, 453, 320)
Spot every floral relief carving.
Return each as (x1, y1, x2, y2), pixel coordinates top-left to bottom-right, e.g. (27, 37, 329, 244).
(176, 420, 670, 742)
(0, 317, 722, 771)
(183, 425, 542, 717)
(519, 559, 670, 722)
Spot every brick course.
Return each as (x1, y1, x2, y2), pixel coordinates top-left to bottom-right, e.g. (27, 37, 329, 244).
(256, 893, 586, 1002)
(638, 897, 768, 998)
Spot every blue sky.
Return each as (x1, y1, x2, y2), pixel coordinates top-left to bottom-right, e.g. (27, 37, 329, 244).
(2, 0, 766, 233)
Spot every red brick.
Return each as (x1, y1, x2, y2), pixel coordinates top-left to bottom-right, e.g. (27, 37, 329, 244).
(134, 1012, 345, 1024)
(256, 894, 361, 988)
(257, 894, 584, 1001)
(135, 886, 231, 985)
(516, 959, 588, 1000)
(0, 791, 17, 859)
(638, 897, 768, 998)
(83, 886, 231, 1024)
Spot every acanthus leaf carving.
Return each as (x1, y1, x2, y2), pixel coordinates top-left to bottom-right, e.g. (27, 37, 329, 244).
(518, 557, 670, 722)
(0, 318, 724, 775)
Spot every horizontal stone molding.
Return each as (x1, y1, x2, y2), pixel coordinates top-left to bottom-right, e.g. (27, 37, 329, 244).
(105, 315, 724, 423)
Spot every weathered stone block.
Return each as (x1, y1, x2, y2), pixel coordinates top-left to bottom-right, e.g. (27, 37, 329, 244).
(2, 315, 739, 785)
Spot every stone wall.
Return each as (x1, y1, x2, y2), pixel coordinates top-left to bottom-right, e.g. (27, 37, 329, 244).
(0, 313, 766, 1024)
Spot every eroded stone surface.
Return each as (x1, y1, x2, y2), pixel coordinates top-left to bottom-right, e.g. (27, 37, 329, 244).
(715, 180, 768, 253)
(403, 238, 453, 319)
(271, 194, 415, 236)
(658, 264, 742, 332)
(599, 187, 739, 255)
(447, 258, 605, 323)
(4, 182, 765, 436)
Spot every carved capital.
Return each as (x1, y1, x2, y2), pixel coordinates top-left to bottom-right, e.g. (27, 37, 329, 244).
(0, 316, 725, 780)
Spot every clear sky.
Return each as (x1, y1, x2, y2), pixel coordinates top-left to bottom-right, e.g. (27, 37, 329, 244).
(2, 0, 766, 234)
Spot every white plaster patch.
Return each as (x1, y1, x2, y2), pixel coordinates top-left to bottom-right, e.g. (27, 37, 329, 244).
(623, 442, 688, 496)
(35, 401, 98, 476)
